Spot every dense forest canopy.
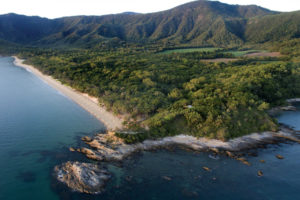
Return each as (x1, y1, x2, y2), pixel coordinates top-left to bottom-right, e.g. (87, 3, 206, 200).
(16, 45, 300, 142)
(0, 0, 300, 142)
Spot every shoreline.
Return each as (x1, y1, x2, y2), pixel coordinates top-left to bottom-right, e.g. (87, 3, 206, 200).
(55, 126, 300, 194)
(77, 127, 300, 162)
(12, 56, 124, 130)
(79, 101, 300, 162)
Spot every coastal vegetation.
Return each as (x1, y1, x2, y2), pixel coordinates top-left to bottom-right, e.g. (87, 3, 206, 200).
(17, 47, 299, 143)
(0, 0, 300, 142)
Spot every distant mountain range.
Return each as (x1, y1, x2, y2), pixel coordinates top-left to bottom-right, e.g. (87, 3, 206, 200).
(0, 0, 299, 47)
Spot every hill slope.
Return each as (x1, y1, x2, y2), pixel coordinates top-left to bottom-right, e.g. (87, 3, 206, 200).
(0, 0, 299, 47)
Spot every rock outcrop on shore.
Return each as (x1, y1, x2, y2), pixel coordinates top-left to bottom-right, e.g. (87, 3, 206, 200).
(77, 128, 300, 162)
(55, 99, 300, 194)
(54, 161, 110, 194)
(268, 98, 299, 116)
(287, 98, 300, 103)
(56, 127, 300, 194)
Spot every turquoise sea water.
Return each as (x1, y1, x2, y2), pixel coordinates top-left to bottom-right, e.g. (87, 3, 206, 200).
(0, 57, 105, 200)
(0, 56, 300, 200)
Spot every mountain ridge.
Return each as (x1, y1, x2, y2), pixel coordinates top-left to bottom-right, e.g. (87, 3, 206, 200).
(0, 0, 298, 47)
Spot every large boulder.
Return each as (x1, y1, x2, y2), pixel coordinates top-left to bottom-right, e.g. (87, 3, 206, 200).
(54, 161, 110, 194)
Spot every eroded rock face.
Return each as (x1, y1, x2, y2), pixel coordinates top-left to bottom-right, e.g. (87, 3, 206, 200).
(54, 161, 110, 194)
(82, 131, 138, 161)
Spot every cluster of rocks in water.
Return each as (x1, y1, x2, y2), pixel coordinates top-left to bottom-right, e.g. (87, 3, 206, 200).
(54, 99, 300, 194)
(54, 127, 299, 193)
(54, 161, 110, 194)
(54, 131, 130, 194)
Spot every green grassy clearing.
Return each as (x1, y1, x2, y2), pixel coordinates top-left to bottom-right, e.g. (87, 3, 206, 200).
(159, 47, 222, 54)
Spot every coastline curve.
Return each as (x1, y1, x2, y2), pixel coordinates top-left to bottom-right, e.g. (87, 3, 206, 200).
(12, 56, 124, 130)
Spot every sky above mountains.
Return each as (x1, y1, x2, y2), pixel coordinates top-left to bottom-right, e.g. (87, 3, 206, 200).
(0, 0, 299, 18)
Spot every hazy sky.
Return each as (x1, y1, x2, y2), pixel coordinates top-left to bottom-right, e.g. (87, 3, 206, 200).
(0, 0, 299, 19)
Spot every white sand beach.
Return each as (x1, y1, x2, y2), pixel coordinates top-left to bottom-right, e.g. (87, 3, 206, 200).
(13, 56, 124, 130)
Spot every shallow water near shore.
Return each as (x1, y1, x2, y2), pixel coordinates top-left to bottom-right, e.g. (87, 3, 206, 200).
(276, 103, 300, 130)
(0, 57, 105, 200)
(1, 56, 300, 200)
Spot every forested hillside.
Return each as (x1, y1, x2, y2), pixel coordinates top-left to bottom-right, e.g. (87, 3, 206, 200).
(1, 0, 300, 142)
(19, 48, 300, 142)
(1, 0, 297, 47)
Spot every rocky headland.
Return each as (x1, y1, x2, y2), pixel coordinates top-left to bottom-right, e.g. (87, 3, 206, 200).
(54, 126, 300, 194)
(54, 99, 300, 194)
(77, 128, 300, 162)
